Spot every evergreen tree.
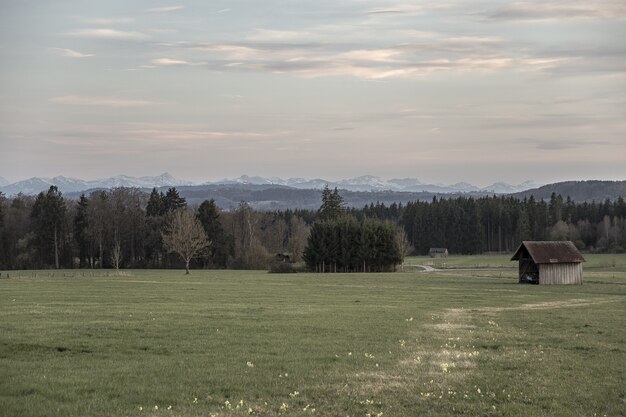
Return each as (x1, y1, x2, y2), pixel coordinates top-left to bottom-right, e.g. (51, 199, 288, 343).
(74, 194, 90, 268)
(146, 188, 164, 217)
(163, 188, 187, 213)
(318, 185, 344, 220)
(197, 199, 231, 267)
(31, 186, 67, 268)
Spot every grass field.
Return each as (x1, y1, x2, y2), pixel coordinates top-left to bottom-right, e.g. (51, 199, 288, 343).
(1, 255, 625, 417)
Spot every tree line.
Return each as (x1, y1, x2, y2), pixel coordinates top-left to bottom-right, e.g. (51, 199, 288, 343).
(0, 187, 310, 270)
(372, 194, 626, 254)
(1, 187, 625, 271)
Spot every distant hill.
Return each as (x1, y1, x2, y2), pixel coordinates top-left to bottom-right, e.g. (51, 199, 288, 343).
(511, 181, 626, 202)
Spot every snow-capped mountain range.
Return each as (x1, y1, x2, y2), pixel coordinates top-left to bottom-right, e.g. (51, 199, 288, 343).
(0, 173, 540, 196)
(209, 175, 540, 193)
(0, 173, 192, 196)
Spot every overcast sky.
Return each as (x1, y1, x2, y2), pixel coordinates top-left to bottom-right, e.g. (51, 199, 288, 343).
(0, 0, 625, 185)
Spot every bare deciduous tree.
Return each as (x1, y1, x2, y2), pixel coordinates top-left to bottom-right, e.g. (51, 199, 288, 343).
(111, 240, 122, 270)
(395, 226, 413, 271)
(162, 209, 210, 274)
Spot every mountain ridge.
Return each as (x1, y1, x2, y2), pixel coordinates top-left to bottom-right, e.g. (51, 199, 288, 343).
(0, 173, 541, 196)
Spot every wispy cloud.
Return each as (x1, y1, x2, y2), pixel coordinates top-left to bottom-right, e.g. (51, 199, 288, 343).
(364, 5, 425, 16)
(123, 123, 273, 142)
(158, 36, 570, 80)
(485, 1, 626, 22)
(50, 48, 94, 58)
(78, 17, 135, 25)
(529, 138, 615, 150)
(365, 9, 405, 15)
(246, 29, 314, 41)
(67, 28, 148, 40)
(145, 5, 185, 13)
(50, 95, 156, 107)
(151, 58, 190, 66)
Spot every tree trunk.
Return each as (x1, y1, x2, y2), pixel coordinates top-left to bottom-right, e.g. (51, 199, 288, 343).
(99, 241, 104, 268)
(185, 259, 190, 275)
(54, 226, 59, 269)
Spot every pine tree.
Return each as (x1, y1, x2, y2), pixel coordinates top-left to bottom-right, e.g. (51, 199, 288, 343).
(318, 185, 344, 220)
(74, 194, 90, 268)
(146, 188, 164, 217)
(163, 188, 187, 213)
(31, 186, 67, 268)
(197, 199, 230, 267)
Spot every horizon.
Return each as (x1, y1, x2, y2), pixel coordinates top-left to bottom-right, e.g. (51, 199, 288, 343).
(2, 170, 626, 190)
(1, 1, 625, 185)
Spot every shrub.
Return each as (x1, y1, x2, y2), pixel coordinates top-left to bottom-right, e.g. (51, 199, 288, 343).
(268, 261, 298, 274)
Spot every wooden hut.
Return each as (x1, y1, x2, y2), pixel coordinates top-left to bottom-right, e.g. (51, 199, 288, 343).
(429, 248, 448, 258)
(511, 241, 585, 285)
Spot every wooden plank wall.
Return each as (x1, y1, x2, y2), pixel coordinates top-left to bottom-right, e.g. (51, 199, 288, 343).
(539, 263, 583, 285)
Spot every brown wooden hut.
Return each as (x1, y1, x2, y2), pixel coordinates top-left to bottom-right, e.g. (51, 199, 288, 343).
(511, 241, 585, 285)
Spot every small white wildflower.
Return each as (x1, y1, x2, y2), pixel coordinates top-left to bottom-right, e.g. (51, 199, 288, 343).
(139, 406, 142, 411)
(154, 405, 158, 410)
(246, 361, 255, 367)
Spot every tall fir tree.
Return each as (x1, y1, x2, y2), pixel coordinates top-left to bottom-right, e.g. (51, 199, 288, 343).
(31, 186, 67, 268)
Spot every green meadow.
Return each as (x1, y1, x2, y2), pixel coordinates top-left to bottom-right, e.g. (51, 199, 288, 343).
(1, 254, 625, 417)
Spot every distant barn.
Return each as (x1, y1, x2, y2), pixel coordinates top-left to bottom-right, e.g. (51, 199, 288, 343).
(511, 241, 585, 285)
(429, 248, 448, 258)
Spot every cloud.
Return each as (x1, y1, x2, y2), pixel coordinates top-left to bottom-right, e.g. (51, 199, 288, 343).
(49, 95, 156, 107)
(159, 37, 571, 80)
(78, 17, 135, 25)
(529, 139, 615, 150)
(122, 123, 274, 142)
(145, 6, 185, 13)
(67, 28, 148, 40)
(485, 1, 626, 22)
(246, 29, 314, 41)
(50, 48, 94, 58)
(365, 9, 406, 15)
(150, 58, 190, 66)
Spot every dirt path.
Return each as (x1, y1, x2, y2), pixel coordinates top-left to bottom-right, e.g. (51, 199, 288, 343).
(414, 265, 439, 272)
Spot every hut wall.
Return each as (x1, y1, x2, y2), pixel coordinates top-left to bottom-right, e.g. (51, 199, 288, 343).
(538, 263, 583, 285)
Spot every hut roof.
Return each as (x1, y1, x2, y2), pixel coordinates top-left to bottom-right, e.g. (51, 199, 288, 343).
(511, 241, 585, 264)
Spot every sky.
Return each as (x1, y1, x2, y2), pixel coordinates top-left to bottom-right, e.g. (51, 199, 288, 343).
(0, 0, 625, 186)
